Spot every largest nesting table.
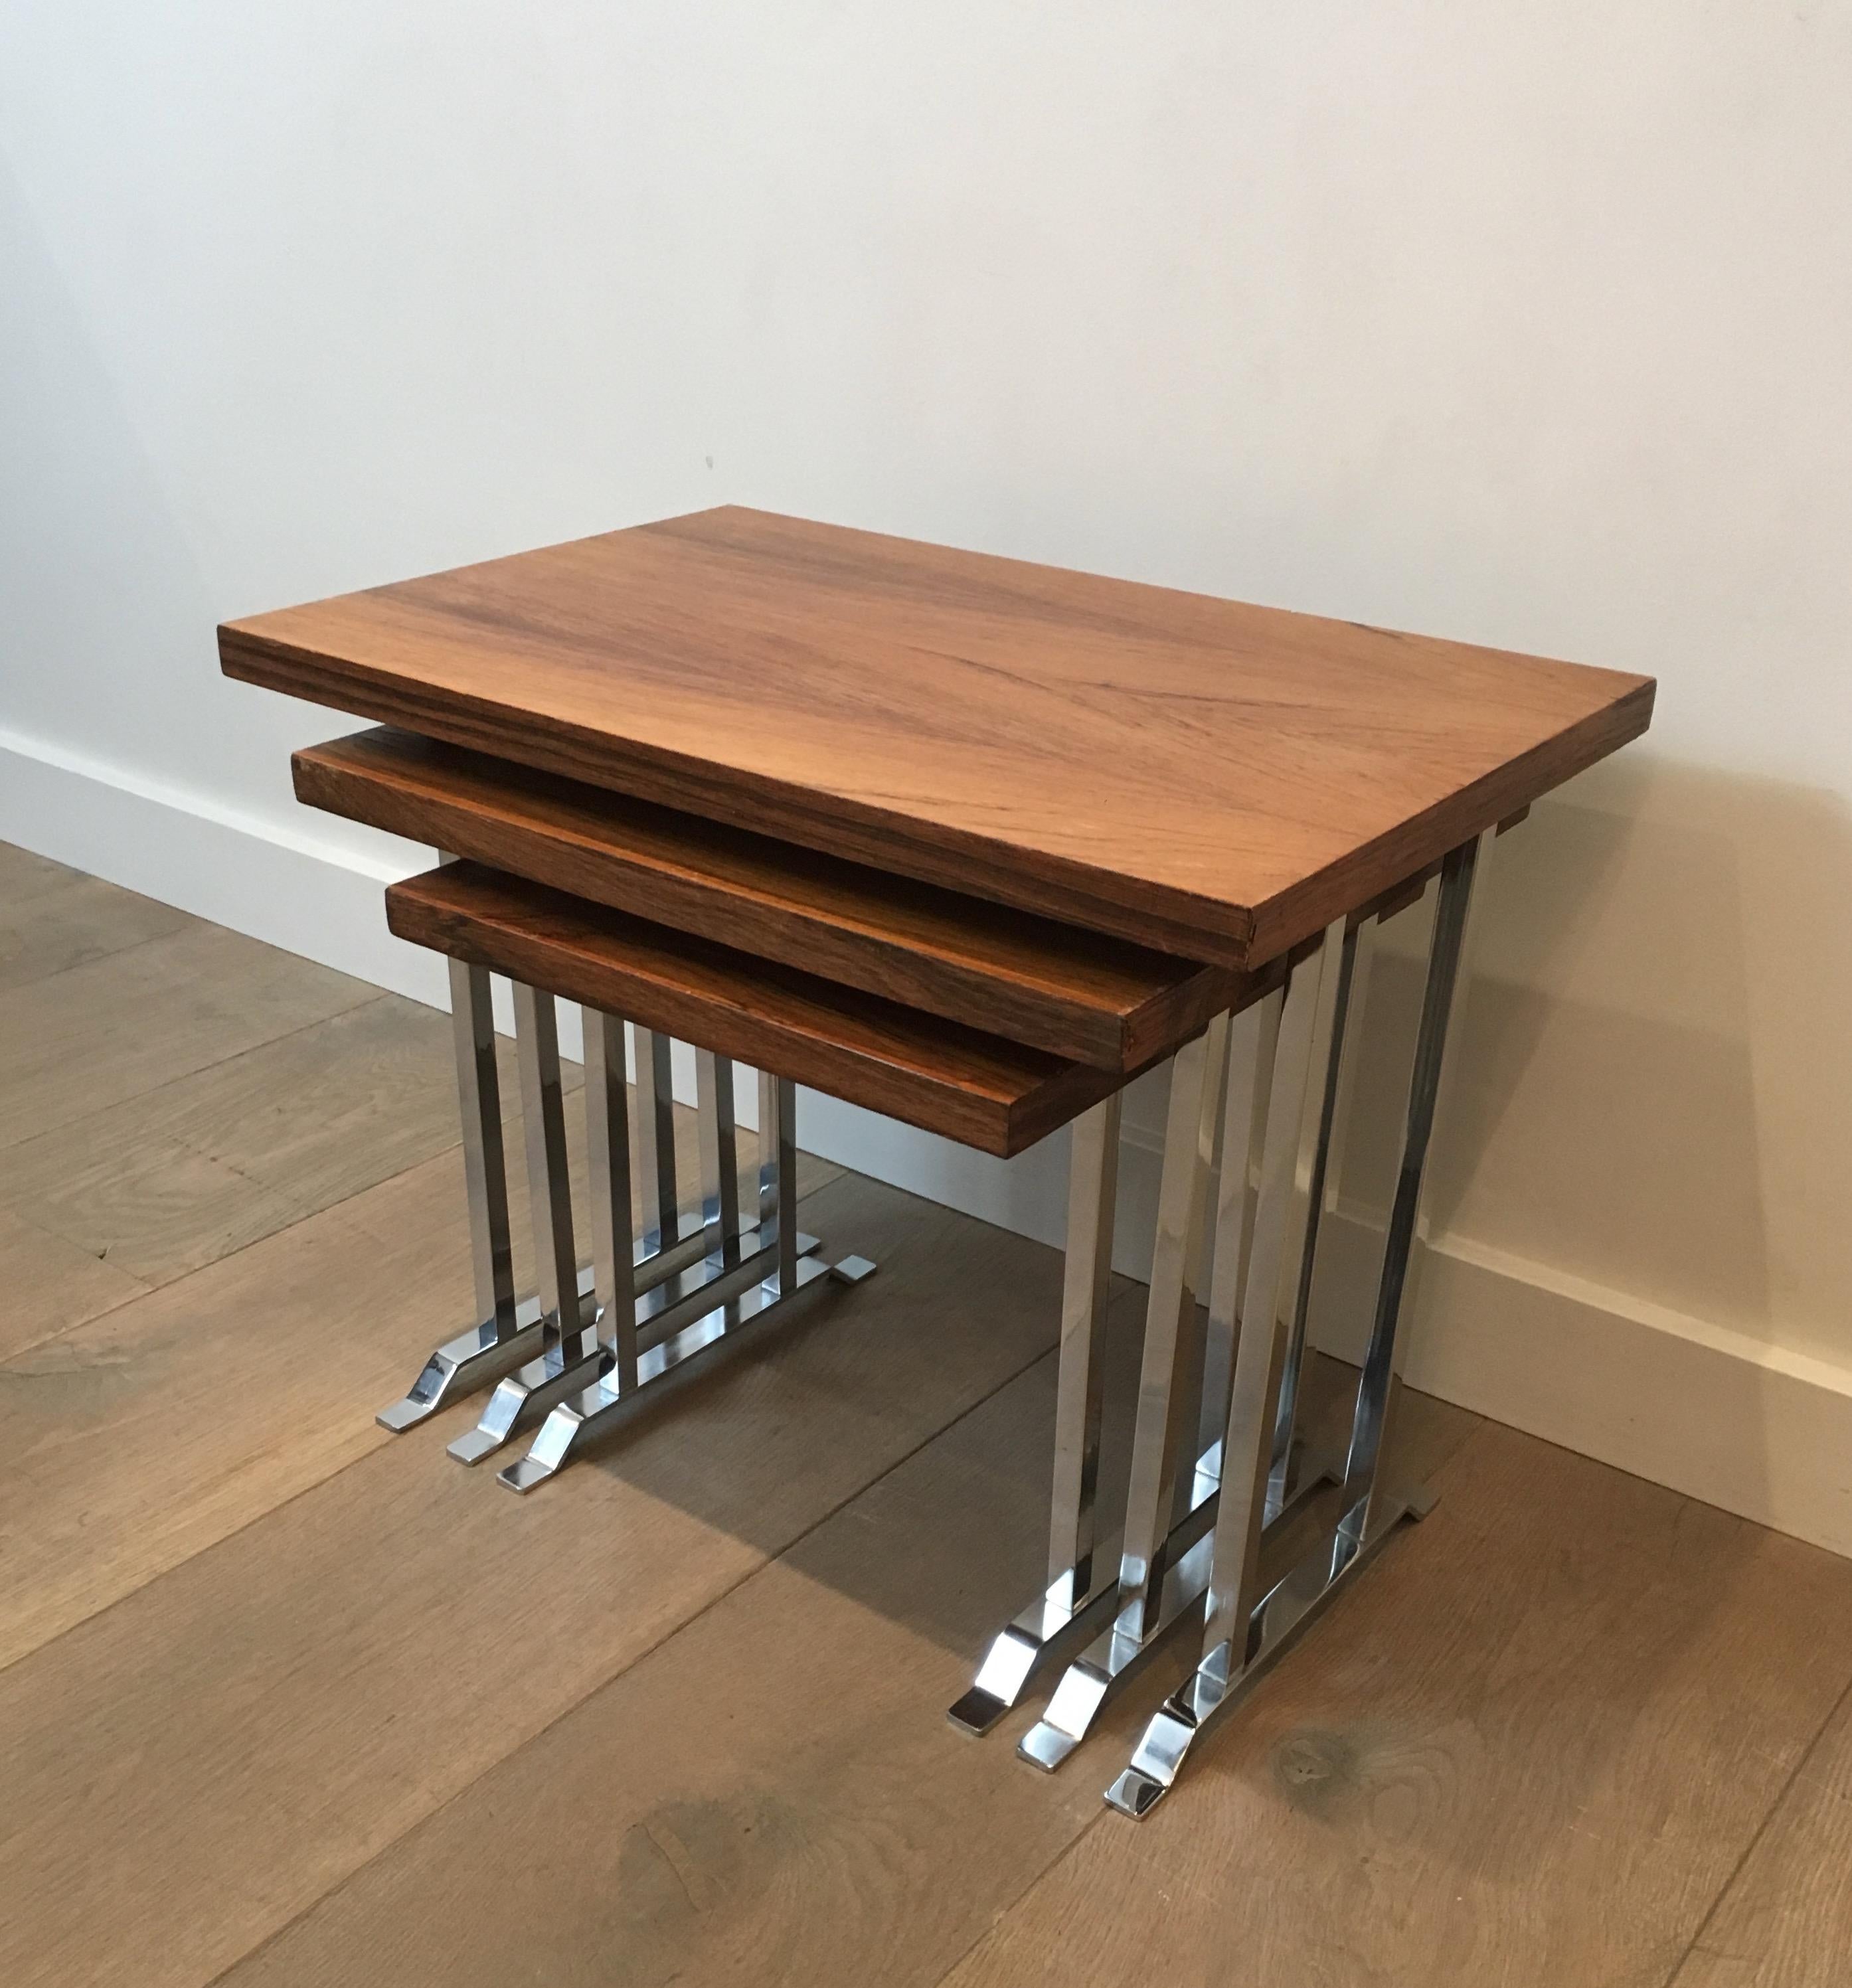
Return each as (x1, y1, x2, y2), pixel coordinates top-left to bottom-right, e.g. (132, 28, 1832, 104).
(221, 505, 1653, 1815)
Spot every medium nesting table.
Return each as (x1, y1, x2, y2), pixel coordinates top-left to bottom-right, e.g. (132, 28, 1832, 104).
(220, 505, 1653, 1815)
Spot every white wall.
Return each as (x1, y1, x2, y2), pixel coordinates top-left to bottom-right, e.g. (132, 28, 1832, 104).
(5, 5, 1851, 1546)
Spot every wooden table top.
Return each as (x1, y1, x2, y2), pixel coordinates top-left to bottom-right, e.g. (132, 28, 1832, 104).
(223, 507, 1653, 967)
(295, 727, 1246, 1070)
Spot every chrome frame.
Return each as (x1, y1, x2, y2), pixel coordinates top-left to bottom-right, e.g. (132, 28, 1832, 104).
(500, 1033, 872, 1495)
(1016, 948, 1342, 1773)
(1105, 830, 1489, 1817)
(378, 976, 864, 1475)
(375, 957, 535, 1431)
(948, 831, 1495, 1803)
(947, 1094, 1126, 1736)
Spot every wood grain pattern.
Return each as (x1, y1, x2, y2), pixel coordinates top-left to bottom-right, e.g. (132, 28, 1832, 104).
(1667, 1687, 1852, 1986)
(222, 506, 1653, 966)
(297, 726, 1242, 1068)
(0, 841, 82, 905)
(0, 1173, 1067, 1988)
(0, 1204, 147, 1362)
(0, 920, 376, 1150)
(939, 1423, 1852, 1988)
(386, 861, 1131, 1157)
(0, 1145, 492, 1673)
(0, 1091, 835, 1675)
(0, 871, 193, 993)
(0, 994, 531, 1286)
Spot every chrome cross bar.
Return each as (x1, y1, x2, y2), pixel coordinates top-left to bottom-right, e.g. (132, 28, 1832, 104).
(378, 981, 847, 1461)
(500, 1040, 871, 1493)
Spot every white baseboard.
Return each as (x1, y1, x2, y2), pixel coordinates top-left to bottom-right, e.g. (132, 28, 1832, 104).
(0, 725, 448, 1009)
(1311, 1206, 1852, 1560)
(5, 725, 1850, 1558)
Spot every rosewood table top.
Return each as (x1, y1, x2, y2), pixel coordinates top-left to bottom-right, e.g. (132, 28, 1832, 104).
(222, 507, 1653, 967)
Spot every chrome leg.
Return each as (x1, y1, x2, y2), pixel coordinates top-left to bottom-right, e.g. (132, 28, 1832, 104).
(379, 1003, 826, 1437)
(634, 1026, 682, 1251)
(1330, 835, 1484, 1563)
(377, 959, 534, 1431)
(949, 999, 1342, 1754)
(448, 983, 606, 1463)
(1110, 1017, 1229, 1635)
(1197, 993, 1282, 1471)
(759, 1070, 800, 1289)
(948, 1094, 1124, 1736)
(586, 1009, 639, 1396)
(1266, 917, 1361, 1516)
(1107, 835, 1486, 1819)
(499, 1074, 874, 1493)
(697, 1049, 743, 1268)
(1018, 1017, 1231, 1772)
(1322, 915, 1377, 1216)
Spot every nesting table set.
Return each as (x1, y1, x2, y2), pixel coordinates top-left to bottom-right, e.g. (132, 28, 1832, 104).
(220, 506, 1652, 1813)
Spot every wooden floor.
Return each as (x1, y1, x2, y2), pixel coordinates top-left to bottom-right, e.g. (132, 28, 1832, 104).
(2, 841, 1847, 1988)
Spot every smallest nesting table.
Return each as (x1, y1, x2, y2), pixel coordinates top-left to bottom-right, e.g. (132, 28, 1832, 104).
(222, 505, 1653, 1813)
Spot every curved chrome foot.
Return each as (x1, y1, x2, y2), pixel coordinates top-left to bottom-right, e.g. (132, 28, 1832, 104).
(1104, 1483, 1434, 1817)
(499, 1252, 841, 1493)
(948, 1552, 1124, 1737)
(1017, 1523, 1217, 1773)
(447, 1325, 611, 1464)
(377, 1262, 598, 1434)
(375, 1317, 546, 1432)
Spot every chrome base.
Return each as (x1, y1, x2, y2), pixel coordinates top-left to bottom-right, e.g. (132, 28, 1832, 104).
(381, 962, 879, 1496)
(948, 1440, 1332, 1739)
(498, 1249, 873, 1492)
(444, 1225, 821, 1465)
(376, 1310, 550, 1432)
(1010, 1448, 1335, 1768)
(946, 829, 1498, 1813)
(1104, 1482, 1436, 1817)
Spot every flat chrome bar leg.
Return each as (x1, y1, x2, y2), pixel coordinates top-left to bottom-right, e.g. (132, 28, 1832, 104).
(949, 1094, 1124, 1736)
(697, 1049, 744, 1268)
(1108, 837, 1488, 1819)
(586, 1008, 639, 1396)
(1196, 995, 1282, 1471)
(1048, 1094, 1122, 1598)
(1266, 918, 1363, 1515)
(378, 959, 535, 1431)
(759, 1070, 800, 1289)
(1330, 833, 1484, 1562)
(499, 1058, 873, 1493)
(449, 983, 607, 1463)
(1106, 940, 1344, 1814)
(1019, 1018, 1230, 1772)
(633, 1027, 682, 1250)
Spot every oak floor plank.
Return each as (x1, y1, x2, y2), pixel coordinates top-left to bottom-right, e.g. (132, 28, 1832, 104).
(0, 1101, 840, 1673)
(0, 872, 196, 993)
(1667, 1687, 1852, 1986)
(0, 1145, 479, 1672)
(0, 970, 833, 1297)
(0, 921, 377, 1149)
(0, 995, 521, 1287)
(936, 1423, 1852, 1988)
(0, 840, 84, 906)
(208, 1341, 1477, 1988)
(0, 1173, 1063, 1988)
(0, 1202, 148, 1361)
